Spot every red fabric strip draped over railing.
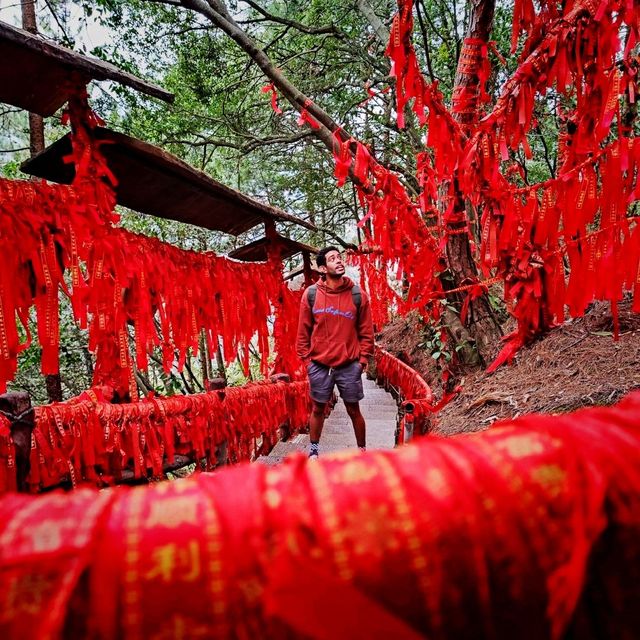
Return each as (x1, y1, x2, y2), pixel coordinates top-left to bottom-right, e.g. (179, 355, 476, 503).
(0, 88, 304, 395)
(1, 393, 640, 638)
(374, 346, 432, 401)
(374, 346, 434, 438)
(331, 0, 640, 367)
(0, 379, 310, 493)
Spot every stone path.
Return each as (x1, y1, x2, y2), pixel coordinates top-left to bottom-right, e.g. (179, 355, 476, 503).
(259, 375, 397, 464)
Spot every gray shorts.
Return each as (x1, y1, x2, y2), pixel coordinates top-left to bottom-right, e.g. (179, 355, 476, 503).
(307, 360, 364, 404)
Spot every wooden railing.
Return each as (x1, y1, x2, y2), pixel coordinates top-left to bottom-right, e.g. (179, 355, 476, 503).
(0, 376, 311, 493)
(373, 346, 434, 443)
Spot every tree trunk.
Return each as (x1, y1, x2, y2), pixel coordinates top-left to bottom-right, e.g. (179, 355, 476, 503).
(0, 392, 34, 491)
(357, 0, 390, 44)
(22, 0, 64, 401)
(442, 0, 503, 365)
(21, 0, 45, 154)
(215, 340, 227, 383)
(199, 330, 211, 385)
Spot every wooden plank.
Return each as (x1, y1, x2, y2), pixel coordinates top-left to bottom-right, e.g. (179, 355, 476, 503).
(284, 264, 321, 281)
(21, 128, 316, 236)
(0, 21, 173, 115)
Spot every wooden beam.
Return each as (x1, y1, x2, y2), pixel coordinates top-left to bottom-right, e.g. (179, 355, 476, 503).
(22, 129, 317, 236)
(0, 21, 173, 110)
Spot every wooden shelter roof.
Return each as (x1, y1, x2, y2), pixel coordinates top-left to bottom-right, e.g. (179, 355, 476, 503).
(21, 128, 316, 236)
(0, 21, 173, 115)
(228, 234, 317, 262)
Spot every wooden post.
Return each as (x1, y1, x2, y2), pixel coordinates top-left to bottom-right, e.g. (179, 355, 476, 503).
(198, 329, 211, 387)
(206, 377, 229, 467)
(0, 392, 34, 492)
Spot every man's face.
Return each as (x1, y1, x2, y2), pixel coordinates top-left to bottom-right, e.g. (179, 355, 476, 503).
(321, 250, 345, 277)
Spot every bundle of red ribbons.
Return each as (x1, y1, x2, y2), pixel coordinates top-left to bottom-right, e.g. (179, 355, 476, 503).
(0, 91, 304, 394)
(1, 393, 639, 639)
(3, 379, 310, 493)
(319, 0, 640, 367)
(374, 346, 437, 438)
(374, 346, 432, 402)
(0, 184, 292, 394)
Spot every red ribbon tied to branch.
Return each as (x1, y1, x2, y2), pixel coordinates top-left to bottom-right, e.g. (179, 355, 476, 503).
(297, 99, 321, 129)
(261, 83, 283, 115)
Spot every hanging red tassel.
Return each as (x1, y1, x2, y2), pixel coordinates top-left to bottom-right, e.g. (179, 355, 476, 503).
(261, 83, 283, 115)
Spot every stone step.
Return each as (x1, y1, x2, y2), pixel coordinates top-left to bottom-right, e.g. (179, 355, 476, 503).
(336, 399, 396, 405)
(346, 412, 397, 418)
(325, 416, 396, 424)
(353, 393, 393, 399)
(331, 409, 395, 416)
(330, 417, 394, 425)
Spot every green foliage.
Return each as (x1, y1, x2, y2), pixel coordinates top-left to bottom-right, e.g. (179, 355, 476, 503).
(418, 317, 453, 364)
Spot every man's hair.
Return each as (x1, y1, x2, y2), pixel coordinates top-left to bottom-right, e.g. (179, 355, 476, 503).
(316, 246, 341, 268)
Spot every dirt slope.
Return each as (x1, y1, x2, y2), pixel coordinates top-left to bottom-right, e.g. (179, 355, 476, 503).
(377, 300, 640, 436)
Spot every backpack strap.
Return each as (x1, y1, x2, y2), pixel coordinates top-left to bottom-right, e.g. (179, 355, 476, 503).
(308, 284, 361, 325)
(307, 284, 317, 310)
(307, 285, 318, 326)
(352, 285, 362, 314)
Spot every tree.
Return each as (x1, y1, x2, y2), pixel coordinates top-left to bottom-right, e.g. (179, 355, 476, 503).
(75, 0, 510, 363)
(7, 0, 633, 390)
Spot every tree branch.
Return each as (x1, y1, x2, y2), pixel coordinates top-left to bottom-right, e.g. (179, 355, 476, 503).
(163, 129, 315, 154)
(356, 0, 389, 43)
(145, 0, 183, 6)
(241, 0, 344, 37)
(535, 124, 556, 178)
(147, 0, 412, 207)
(415, 0, 438, 82)
(43, 0, 75, 47)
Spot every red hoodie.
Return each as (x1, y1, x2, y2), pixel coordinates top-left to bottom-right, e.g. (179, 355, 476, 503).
(296, 277, 374, 368)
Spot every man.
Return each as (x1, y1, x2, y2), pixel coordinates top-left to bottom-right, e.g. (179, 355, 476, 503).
(296, 246, 374, 458)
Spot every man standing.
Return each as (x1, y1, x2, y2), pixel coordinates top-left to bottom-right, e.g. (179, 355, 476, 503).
(296, 246, 374, 458)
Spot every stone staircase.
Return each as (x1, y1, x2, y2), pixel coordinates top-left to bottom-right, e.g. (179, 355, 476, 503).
(258, 375, 397, 464)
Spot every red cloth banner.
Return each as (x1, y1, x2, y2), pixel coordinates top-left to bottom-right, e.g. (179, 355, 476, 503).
(12, 379, 311, 493)
(335, 0, 640, 369)
(1, 393, 640, 638)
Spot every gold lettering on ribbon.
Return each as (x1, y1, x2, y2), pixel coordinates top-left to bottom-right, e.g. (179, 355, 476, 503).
(530, 463, 566, 499)
(335, 460, 378, 484)
(145, 496, 199, 528)
(425, 468, 451, 499)
(497, 434, 545, 459)
(0, 285, 10, 360)
(149, 614, 209, 640)
(145, 540, 201, 583)
(1, 574, 53, 620)
(27, 520, 66, 553)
